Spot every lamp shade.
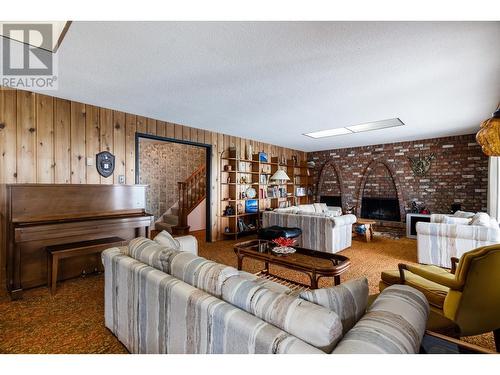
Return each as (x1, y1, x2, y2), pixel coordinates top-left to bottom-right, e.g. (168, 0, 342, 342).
(476, 109, 500, 156)
(270, 169, 290, 181)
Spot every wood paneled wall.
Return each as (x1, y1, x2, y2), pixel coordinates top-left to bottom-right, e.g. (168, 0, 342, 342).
(0, 87, 306, 256)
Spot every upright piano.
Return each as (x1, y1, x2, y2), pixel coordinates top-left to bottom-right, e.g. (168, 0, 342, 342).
(3, 184, 153, 300)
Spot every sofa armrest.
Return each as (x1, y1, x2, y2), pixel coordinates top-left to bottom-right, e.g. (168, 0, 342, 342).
(332, 285, 429, 354)
(176, 235, 198, 255)
(101, 246, 128, 265)
(399, 263, 461, 289)
(332, 214, 357, 226)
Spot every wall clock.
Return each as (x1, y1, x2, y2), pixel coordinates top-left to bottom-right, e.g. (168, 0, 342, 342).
(96, 151, 115, 178)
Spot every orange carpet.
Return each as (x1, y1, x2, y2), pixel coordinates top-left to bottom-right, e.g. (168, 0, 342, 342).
(0, 235, 495, 353)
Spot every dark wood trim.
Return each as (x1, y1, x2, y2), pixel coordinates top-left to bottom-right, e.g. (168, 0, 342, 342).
(425, 330, 497, 354)
(450, 257, 459, 274)
(494, 328, 500, 353)
(53, 21, 72, 53)
(135, 132, 212, 242)
(398, 263, 408, 283)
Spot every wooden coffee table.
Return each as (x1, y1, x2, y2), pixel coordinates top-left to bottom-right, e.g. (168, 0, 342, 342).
(234, 239, 351, 289)
(354, 219, 376, 242)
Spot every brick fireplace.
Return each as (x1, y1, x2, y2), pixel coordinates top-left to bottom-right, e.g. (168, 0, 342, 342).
(310, 134, 488, 222)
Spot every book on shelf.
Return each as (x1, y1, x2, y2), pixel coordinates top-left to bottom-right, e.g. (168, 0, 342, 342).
(259, 174, 270, 185)
(259, 187, 267, 199)
(295, 187, 306, 197)
(267, 186, 288, 198)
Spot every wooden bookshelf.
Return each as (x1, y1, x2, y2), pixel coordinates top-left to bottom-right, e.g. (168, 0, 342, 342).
(219, 148, 313, 240)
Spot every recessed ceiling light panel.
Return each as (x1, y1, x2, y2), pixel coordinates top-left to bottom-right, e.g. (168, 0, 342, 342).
(346, 118, 405, 133)
(303, 127, 352, 138)
(304, 118, 405, 139)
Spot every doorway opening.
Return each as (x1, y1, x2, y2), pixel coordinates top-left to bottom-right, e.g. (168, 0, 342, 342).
(135, 133, 212, 242)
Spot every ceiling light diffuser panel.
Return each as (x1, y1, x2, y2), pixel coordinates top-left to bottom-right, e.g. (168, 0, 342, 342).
(346, 118, 405, 133)
(304, 118, 405, 139)
(303, 127, 353, 138)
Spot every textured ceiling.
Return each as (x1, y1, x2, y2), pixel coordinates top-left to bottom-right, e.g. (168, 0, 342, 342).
(37, 21, 500, 151)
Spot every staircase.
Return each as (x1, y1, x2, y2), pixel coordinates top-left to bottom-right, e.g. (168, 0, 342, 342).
(155, 164, 206, 235)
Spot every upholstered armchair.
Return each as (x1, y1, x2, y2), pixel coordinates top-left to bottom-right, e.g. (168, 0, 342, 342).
(380, 244, 500, 352)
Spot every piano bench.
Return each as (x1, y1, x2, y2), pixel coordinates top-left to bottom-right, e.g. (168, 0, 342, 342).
(46, 236, 125, 295)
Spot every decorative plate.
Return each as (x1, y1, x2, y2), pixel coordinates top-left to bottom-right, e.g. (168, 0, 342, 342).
(272, 246, 296, 255)
(245, 187, 257, 199)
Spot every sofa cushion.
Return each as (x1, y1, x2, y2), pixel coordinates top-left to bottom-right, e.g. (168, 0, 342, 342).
(313, 203, 328, 213)
(380, 269, 448, 309)
(128, 237, 239, 298)
(453, 210, 475, 219)
(237, 271, 292, 294)
(442, 216, 471, 225)
(332, 285, 429, 354)
(169, 251, 239, 298)
(297, 204, 315, 213)
(273, 206, 299, 214)
(326, 207, 343, 216)
(470, 212, 491, 227)
(299, 277, 368, 334)
(128, 237, 180, 272)
(153, 230, 181, 250)
(221, 275, 343, 352)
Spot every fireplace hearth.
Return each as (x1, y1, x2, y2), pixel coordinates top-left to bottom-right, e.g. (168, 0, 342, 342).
(361, 197, 401, 222)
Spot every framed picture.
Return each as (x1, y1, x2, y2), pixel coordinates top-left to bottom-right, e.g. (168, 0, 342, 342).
(245, 199, 258, 213)
(259, 152, 268, 163)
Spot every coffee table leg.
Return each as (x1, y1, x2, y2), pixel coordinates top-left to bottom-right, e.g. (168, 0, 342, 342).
(334, 275, 341, 286)
(51, 255, 59, 295)
(311, 271, 318, 289)
(237, 254, 243, 270)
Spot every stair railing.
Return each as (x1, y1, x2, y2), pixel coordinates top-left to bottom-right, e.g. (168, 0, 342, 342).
(174, 164, 206, 234)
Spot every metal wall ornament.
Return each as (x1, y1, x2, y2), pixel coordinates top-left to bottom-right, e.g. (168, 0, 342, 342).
(408, 153, 435, 176)
(96, 151, 115, 178)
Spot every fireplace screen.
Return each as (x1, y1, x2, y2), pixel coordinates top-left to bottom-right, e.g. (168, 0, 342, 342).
(320, 195, 342, 207)
(361, 197, 401, 221)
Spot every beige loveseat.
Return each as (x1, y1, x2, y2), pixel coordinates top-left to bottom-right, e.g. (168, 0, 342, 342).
(263, 204, 356, 253)
(417, 211, 500, 268)
(102, 234, 429, 354)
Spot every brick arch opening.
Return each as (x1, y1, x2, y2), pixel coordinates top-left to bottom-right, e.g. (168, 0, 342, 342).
(317, 160, 345, 208)
(357, 159, 405, 221)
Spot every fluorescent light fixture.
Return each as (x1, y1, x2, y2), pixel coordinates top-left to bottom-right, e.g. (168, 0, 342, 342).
(304, 127, 353, 138)
(0, 21, 71, 53)
(303, 118, 405, 139)
(346, 118, 405, 133)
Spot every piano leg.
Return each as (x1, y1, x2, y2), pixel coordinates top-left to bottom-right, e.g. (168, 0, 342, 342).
(10, 289, 23, 300)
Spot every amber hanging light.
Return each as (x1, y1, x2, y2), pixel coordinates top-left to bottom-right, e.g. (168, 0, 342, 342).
(476, 109, 500, 156)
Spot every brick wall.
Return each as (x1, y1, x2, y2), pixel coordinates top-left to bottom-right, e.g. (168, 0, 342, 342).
(362, 163, 398, 199)
(310, 134, 488, 220)
(138, 140, 206, 220)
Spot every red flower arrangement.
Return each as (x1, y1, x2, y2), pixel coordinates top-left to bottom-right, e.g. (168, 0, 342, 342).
(272, 237, 296, 247)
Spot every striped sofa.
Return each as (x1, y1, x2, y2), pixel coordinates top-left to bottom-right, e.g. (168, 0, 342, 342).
(417, 213, 500, 268)
(102, 236, 429, 354)
(262, 211, 356, 253)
